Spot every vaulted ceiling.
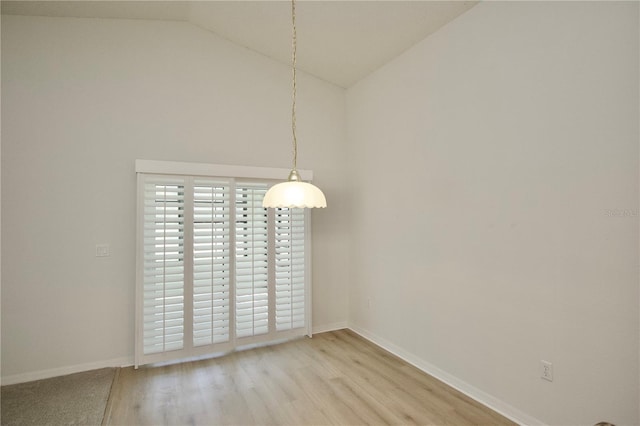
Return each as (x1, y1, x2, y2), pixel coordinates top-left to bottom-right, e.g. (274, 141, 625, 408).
(1, 1, 477, 87)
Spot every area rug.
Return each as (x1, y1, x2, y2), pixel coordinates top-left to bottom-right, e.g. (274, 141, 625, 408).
(1, 367, 116, 426)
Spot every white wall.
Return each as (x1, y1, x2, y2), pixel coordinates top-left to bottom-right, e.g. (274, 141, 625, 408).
(1, 14, 350, 381)
(347, 2, 639, 425)
(3, 3, 639, 424)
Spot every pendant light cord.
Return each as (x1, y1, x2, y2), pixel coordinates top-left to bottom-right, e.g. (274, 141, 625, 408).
(291, 0, 298, 172)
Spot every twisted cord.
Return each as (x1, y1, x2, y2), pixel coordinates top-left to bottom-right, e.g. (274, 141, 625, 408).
(291, 0, 298, 171)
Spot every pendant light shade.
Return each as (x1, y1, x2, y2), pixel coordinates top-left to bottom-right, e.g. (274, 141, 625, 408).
(263, 170, 327, 208)
(262, 181, 327, 208)
(262, 0, 327, 209)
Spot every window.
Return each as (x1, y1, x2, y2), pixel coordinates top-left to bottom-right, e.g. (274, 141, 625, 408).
(135, 161, 312, 367)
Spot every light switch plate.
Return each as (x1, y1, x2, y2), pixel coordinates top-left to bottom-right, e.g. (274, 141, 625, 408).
(96, 244, 110, 257)
(541, 360, 553, 382)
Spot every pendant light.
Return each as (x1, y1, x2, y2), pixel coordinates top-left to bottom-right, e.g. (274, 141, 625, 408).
(262, 0, 327, 209)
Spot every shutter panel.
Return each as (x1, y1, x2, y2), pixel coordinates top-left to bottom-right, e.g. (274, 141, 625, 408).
(235, 184, 269, 338)
(136, 166, 311, 368)
(142, 177, 185, 355)
(275, 208, 306, 331)
(192, 180, 231, 347)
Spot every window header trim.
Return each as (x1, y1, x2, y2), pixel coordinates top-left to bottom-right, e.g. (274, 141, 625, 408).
(135, 160, 313, 181)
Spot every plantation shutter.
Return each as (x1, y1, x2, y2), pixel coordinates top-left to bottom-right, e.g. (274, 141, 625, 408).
(136, 162, 312, 368)
(192, 179, 231, 347)
(275, 208, 306, 331)
(235, 184, 270, 339)
(142, 177, 186, 355)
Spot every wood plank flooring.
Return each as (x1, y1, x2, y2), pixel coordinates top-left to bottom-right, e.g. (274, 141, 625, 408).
(104, 329, 515, 425)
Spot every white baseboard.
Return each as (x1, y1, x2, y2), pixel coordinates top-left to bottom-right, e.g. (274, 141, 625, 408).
(1, 356, 134, 386)
(348, 325, 544, 426)
(0, 324, 349, 386)
(312, 321, 348, 335)
(0, 323, 349, 386)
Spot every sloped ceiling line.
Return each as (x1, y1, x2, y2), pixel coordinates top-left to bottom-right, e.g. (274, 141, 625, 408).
(1, 1, 477, 87)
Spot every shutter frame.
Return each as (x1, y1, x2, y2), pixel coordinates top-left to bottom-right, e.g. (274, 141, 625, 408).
(135, 163, 313, 368)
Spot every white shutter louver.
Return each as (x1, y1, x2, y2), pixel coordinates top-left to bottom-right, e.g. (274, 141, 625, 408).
(235, 184, 269, 338)
(142, 177, 185, 355)
(275, 208, 306, 331)
(193, 180, 231, 347)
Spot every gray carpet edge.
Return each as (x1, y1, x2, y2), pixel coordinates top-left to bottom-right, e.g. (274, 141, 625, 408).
(1, 367, 117, 426)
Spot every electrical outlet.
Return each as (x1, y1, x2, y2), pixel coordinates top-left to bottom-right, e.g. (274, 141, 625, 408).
(540, 360, 553, 382)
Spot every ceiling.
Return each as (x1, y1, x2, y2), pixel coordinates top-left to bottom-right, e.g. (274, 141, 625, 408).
(1, 1, 477, 88)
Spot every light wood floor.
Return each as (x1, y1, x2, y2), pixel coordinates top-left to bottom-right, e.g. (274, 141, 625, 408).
(104, 329, 515, 425)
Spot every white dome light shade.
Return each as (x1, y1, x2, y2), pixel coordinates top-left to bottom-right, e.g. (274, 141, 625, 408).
(262, 181, 327, 208)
